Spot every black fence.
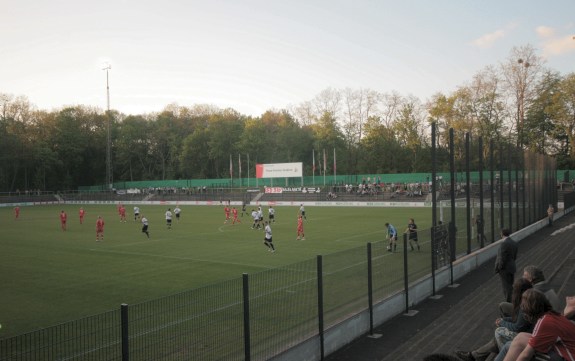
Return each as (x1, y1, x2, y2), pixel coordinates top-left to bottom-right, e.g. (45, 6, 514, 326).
(1, 226, 455, 361)
(430, 126, 557, 257)
(0, 126, 558, 361)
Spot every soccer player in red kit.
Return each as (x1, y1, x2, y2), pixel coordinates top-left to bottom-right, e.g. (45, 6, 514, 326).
(79, 207, 85, 224)
(232, 207, 241, 225)
(119, 205, 127, 223)
(60, 210, 67, 231)
(96, 216, 105, 241)
(296, 214, 305, 240)
(224, 205, 231, 224)
(14, 206, 20, 219)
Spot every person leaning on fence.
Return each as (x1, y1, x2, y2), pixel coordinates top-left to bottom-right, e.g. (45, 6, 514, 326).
(547, 204, 554, 227)
(406, 218, 420, 251)
(385, 222, 398, 252)
(475, 215, 487, 245)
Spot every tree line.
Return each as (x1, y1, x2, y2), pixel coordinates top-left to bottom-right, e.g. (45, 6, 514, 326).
(1, 45, 574, 192)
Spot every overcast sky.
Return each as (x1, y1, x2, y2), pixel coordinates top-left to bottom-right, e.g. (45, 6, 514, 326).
(1, 0, 574, 116)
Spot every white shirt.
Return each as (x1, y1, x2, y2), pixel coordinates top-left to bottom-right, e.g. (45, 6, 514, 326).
(134, 206, 140, 214)
(141, 217, 148, 226)
(252, 211, 258, 220)
(174, 207, 181, 215)
(265, 225, 272, 240)
(269, 208, 275, 216)
(165, 211, 172, 220)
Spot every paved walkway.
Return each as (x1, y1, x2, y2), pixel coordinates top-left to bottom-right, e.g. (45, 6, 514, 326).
(325, 213, 575, 361)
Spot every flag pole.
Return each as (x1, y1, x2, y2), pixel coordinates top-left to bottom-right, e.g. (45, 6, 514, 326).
(312, 149, 315, 186)
(229, 154, 233, 188)
(239, 154, 242, 187)
(333, 148, 336, 182)
(323, 149, 326, 186)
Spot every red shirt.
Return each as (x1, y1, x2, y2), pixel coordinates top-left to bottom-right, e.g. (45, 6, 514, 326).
(60, 212, 67, 222)
(529, 312, 575, 360)
(79, 209, 85, 218)
(232, 208, 238, 217)
(96, 218, 105, 231)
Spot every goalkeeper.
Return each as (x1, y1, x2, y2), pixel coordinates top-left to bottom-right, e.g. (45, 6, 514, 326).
(385, 223, 398, 252)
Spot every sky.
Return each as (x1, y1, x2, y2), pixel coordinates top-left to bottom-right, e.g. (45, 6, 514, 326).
(1, 0, 574, 117)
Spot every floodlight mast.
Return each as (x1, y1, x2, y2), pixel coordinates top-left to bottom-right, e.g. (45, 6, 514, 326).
(103, 64, 112, 190)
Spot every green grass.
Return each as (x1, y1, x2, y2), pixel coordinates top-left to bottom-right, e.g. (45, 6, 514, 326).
(0, 204, 432, 339)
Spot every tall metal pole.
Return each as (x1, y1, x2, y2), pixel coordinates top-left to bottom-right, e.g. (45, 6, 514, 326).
(103, 65, 112, 190)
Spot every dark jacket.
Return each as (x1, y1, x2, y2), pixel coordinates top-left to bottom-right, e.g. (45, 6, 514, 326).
(494, 237, 518, 274)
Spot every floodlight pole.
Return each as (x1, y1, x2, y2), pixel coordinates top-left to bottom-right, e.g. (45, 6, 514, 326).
(103, 64, 112, 190)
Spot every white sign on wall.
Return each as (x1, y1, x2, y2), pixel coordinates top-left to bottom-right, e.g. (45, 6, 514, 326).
(256, 163, 303, 178)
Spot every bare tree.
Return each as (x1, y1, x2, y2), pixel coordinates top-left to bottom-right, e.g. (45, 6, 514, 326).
(500, 45, 544, 147)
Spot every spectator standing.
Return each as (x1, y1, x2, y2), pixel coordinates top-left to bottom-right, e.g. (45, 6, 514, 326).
(494, 229, 518, 303)
(406, 218, 420, 251)
(475, 215, 487, 245)
(546, 204, 554, 227)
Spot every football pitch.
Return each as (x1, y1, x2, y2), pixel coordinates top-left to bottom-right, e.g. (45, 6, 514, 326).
(0, 203, 432, 339)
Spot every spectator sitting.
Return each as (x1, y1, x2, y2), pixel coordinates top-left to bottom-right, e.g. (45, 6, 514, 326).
(495, 290, 575, 361)
(500, 265, 561, 318)
(455, 278, 534, 361)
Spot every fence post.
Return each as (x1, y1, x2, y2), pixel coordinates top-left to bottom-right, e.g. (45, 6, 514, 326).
(507, 144, 513, 231)
(243, 273, 251, 361)
(121, 303, 129, 361)
(317, 255, 325, 360)
(367, 243, 375, 336)
(465, 132, 471, 254)
(430, 226, 436, 295)
(403, 233, 409, 313)
(479, 137, 485, 248)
